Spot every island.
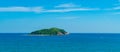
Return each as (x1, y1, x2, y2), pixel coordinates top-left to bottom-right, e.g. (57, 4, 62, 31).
(30, 27, 69, 36)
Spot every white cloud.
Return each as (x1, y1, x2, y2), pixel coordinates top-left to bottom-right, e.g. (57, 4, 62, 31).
(0, 3, 100, 13)
(2, 3, 120, 13)
(0, 7, 43, 12)
(44, 8, 100, 12)
(55, 3, 78, 8)
(49, 3, 100, 12)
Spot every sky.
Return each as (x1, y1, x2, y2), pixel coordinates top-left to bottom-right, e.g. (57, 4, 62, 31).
(0, 0, 120, 33)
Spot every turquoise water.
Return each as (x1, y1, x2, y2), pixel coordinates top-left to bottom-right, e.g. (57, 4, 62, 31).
(0, 33, 120, 52)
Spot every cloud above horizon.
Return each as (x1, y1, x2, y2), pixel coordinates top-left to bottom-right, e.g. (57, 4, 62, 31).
(43, 8, 100, 12)
(4, 3, 120, 13)
(0, 7, 43, 13)
(0, 3, 101, 13)
(0, 7, 100, 13)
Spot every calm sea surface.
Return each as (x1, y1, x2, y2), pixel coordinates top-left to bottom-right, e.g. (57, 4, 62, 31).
(0, 33, 120, 52)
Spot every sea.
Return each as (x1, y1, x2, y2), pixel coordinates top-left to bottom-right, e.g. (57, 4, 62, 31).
(0, 33, 120, 52)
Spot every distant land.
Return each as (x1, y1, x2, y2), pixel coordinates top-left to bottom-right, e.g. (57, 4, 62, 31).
(30, 27, 69, 36)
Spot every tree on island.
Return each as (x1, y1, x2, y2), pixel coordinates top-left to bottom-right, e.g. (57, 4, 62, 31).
(30, 27, 68, 35)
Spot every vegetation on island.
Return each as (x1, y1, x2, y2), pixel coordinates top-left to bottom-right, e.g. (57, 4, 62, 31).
(30, 27, 68, 36)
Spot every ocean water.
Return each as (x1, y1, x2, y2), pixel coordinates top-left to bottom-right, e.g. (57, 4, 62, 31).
(0, 33, 120, 52)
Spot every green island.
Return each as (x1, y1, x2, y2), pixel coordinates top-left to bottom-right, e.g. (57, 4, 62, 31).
(30, 27, 69, 36)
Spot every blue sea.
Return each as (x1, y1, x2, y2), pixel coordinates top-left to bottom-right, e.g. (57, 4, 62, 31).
(0, 33, 120, 52)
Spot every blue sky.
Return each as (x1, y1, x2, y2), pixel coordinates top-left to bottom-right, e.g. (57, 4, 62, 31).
(0, 0, 120, 33)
